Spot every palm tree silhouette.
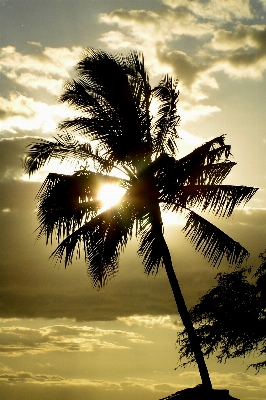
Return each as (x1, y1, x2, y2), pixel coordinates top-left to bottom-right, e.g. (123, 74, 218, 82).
(24, 48, 257, 390)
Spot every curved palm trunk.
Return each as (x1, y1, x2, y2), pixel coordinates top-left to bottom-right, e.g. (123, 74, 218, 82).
(161, 236, 212, 389)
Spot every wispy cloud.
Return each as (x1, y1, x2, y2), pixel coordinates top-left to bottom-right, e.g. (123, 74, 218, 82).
(162, 0, 253, 21)
(0, 370, 65, 384)
(0, 324, 152, 357)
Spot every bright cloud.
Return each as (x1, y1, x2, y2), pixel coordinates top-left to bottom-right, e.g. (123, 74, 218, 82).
(117, 314, 181, 330)
(0, 93, 78, 134)
(178, 101, 220, 123)
(0, 324, 151, 357)
(0, 45, 82, 136)
(0, 45, 82, 93)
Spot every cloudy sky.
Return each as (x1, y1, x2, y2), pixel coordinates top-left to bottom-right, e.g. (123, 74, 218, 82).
(1, 0, 266, 399)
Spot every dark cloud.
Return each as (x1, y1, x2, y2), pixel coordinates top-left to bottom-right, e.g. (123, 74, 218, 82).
(157, 47, 207, 87)
(0, 137, 37, 181)
(0, 71, 22, 98)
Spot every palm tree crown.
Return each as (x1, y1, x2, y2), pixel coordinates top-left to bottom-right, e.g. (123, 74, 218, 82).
(24, 48, 257, 389)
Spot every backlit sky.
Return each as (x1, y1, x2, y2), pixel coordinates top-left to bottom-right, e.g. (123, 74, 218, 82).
(1, 1, 266, 399)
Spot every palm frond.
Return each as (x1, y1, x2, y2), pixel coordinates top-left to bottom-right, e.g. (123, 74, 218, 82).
(59, 77, 102, 113)
(154, 144, 235, 200)
(122, 51, 151, 110)
(178, 135, 231, 173)
(23, 133, 114, 175)
(151, 75, 180, 157)
(124, 52, 152, 153)
(36, 170, 123, 243)
(52, 202, 135, 287)
(58, 48, 151, 165)
(182, 211, 249, 267)
(186, 161, 236, 185)
(137, 202, 166, 275)
(161, 185, 258, 217)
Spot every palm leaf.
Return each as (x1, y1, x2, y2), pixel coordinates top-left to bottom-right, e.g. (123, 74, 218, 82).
(151, 75, 180, 157)
(157, 160, 237, 202)
(120, 51, 151, 111)
(59, 77, 103, 113)
(36, 170, 123, 243)
(137, 203, 166, 275)
(182, 210, 249, 267)
(23, 133, 114, 175)
(184, 161, 236, 185)
(124, 52, 152, 152)
(161, 185, 258, 217)
(154, 141, 234, 199)
(59, 48, 150, 165)
(179, 135, 231, 170)
(52, 201, 135, 287)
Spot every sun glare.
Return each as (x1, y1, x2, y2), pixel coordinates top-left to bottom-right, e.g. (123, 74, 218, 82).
(97, 184, 126, 210)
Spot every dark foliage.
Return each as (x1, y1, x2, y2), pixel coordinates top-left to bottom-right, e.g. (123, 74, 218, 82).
(178, 252, 266, 371)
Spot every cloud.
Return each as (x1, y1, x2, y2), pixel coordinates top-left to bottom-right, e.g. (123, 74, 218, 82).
(117, 315, 181, 330)
(98, 1, 266, 121)
(162, 0, 253, 21)
(207, 371, 266, 394)
(99, 7, 213, 74)
(177, 370, 266, 398)
(0, 92, 79, 135)
(0, 370, 178, 396)
(0, 370, 65, 384)
(0, 324, 150, 357)
(0, 45, 82, 136)
(0, 45, 82, 94)
(1, 369, 265, 400)
(99, 8, 217, 118)
(178, 101, 220, 122)
(6, 369, 265, 400)
(208, 24, 266, 79)
(0, 94, 53, 134)
(100, 7, 213, 40)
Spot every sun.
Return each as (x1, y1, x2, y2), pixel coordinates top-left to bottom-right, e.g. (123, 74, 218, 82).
(97, 184, 126, 210)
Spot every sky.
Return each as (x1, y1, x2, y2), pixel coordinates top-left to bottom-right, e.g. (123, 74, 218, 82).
(1, 0, 266, 399)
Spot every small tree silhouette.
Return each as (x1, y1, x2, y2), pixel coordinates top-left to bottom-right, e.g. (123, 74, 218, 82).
(178, 251, 266, 373)
(24, 48, 257, 391)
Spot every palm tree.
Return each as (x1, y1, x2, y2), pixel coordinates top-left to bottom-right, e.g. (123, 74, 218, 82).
(24, 48, 257, 390)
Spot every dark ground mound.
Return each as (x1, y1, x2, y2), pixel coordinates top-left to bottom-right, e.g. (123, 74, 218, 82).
(160, 385, 239, 399)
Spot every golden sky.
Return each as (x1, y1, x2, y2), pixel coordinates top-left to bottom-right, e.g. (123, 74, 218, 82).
(1, 0, 266, 399)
